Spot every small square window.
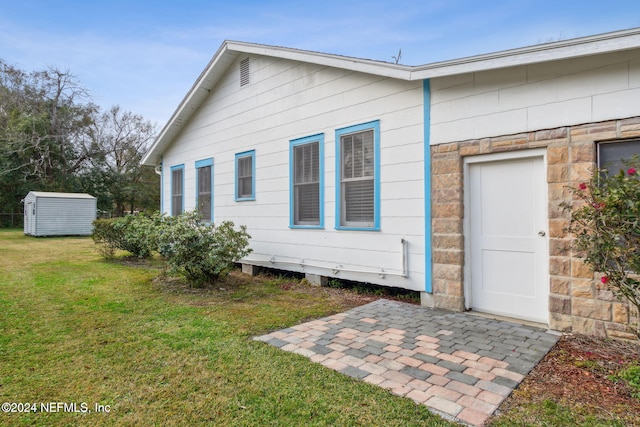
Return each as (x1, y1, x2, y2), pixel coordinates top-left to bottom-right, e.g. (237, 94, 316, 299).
(598, 140, 640, 175)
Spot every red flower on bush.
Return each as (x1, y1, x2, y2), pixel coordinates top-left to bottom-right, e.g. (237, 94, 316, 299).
(592, 202, 605, 210)
(579, 182, 588, 190)
(601, 276, 609, 284)
(628, 167, 637, 175)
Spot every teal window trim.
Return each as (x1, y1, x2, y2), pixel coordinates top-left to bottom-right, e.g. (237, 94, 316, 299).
(235, 150, 255, 201)
(289, 134, 324, 229)
(335, 120, 380, 231)
(423, 79, 433, 293)
(170, 164, 185, 216)
(195, 158, 214, 223)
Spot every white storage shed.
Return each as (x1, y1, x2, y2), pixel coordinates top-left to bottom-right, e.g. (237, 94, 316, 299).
(23, 191, 97, 237)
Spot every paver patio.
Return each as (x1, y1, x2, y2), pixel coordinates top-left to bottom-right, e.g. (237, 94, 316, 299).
(255, 299, 560, 426)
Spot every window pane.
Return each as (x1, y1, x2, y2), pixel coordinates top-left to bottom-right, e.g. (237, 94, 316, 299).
(198, 194, 211, 222)
(171, 169, 183, 216)
(340, 128, 375, 227)
(197, 165, 212, 222)
(239, 176, 252, 198)
(237, 155, 253, 198)
(341, 130, 373, 180)
(293, 141, 320, 225)
(296, 183, 320, 223)
(599, 140, 640, 174)
(344, 179, 374, 224)
(294, 143, 319, 185)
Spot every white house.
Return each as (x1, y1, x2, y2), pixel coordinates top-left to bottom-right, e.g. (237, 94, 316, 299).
(143, 28, 640, 339)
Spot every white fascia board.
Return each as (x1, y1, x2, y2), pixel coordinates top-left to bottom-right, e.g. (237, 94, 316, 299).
(225, 41, 414, 80)
(142, 43, 238, 166)
(411, 27, 640, 80)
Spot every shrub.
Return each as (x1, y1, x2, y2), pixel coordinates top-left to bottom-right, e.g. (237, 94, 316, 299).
(92, 214, 158, 258)
(566, 155, 640, 337)
(111, 214, 157, 258)
(92, 218, 120, 258)
(156, 210, 252, 286)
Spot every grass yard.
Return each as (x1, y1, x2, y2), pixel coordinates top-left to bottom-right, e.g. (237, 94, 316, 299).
(0, 230, 456, 426)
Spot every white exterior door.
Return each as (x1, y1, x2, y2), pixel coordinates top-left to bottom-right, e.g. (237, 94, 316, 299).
(466, 153, 549, 324)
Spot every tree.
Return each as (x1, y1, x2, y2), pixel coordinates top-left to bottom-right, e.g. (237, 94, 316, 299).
(0, 60, 159, 223)
(85, 105, 158, 216)
(0, 60, 96, 215)
(567, 156, 640, 337)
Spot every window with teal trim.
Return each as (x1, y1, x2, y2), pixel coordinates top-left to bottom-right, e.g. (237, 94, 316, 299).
(336, 121, 380, 230)
(291, 135, 323, 227)
(196, 158, 213, 222)
(235, 151, 255, 201)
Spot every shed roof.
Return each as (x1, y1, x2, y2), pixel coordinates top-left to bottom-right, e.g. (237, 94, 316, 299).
(27, 191, 96, 199)
(141, 27, 640, 167)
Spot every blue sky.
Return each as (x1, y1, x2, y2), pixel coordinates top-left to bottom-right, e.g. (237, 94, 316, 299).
(2, 0, 640, 127)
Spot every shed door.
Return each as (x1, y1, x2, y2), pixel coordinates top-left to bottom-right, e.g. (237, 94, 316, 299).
(467, 155, 549, 324)
(26, 202, 35, 235)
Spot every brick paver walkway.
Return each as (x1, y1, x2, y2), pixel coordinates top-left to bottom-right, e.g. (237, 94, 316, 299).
(255, 299, 560, 426)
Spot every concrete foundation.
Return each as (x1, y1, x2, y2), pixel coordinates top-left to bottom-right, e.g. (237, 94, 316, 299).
(420, 292, 435, 308)
(241, 263, 260, 276)
(305, 273, 328, 286)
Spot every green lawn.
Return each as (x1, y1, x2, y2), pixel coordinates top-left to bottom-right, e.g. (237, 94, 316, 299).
(0, 230, 456, 426)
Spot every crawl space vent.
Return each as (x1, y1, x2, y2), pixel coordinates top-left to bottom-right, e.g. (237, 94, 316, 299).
(240, 58, 250, 87)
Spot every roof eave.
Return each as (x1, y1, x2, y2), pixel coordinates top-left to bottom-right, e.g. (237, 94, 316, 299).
(142, 27, 640, 166)
(411, 27, 640, 79)
(141, 42, 412, 166)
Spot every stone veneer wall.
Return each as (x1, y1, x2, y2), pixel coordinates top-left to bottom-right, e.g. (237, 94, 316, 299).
(430, 117, 640, 340)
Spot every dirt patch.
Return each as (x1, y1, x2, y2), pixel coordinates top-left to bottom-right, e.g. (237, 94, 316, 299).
(490, 333, 640, 425)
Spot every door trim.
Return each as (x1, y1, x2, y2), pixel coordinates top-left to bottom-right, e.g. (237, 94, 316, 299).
(462, 148, 548, 315)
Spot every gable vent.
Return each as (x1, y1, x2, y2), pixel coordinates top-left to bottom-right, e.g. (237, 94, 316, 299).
(240, 58, 250, 87)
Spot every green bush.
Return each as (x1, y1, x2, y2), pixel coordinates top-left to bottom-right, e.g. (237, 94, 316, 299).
(92, 218, 121, 258)
(156, 210, 252, 286)
(92, 214, 158, 258)
(111, 214, 157, 258)
(566, 155, 640, 337)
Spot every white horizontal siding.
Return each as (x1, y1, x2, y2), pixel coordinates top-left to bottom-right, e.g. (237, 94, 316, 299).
(33, 197, 96, 236)
(162, 54, 425, 291)
(430, 48, 640, 144)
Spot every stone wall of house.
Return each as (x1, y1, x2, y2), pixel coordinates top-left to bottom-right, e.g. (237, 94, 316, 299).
(430, 117, 640, 340)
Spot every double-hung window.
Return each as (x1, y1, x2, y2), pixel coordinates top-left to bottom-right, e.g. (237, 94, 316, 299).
(290, 134, 324, 227)
(170, 164, 184, 216)
(196, 158, 213, 223)
(336, 121, 380, 230)
(235, 150, 255, 201)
